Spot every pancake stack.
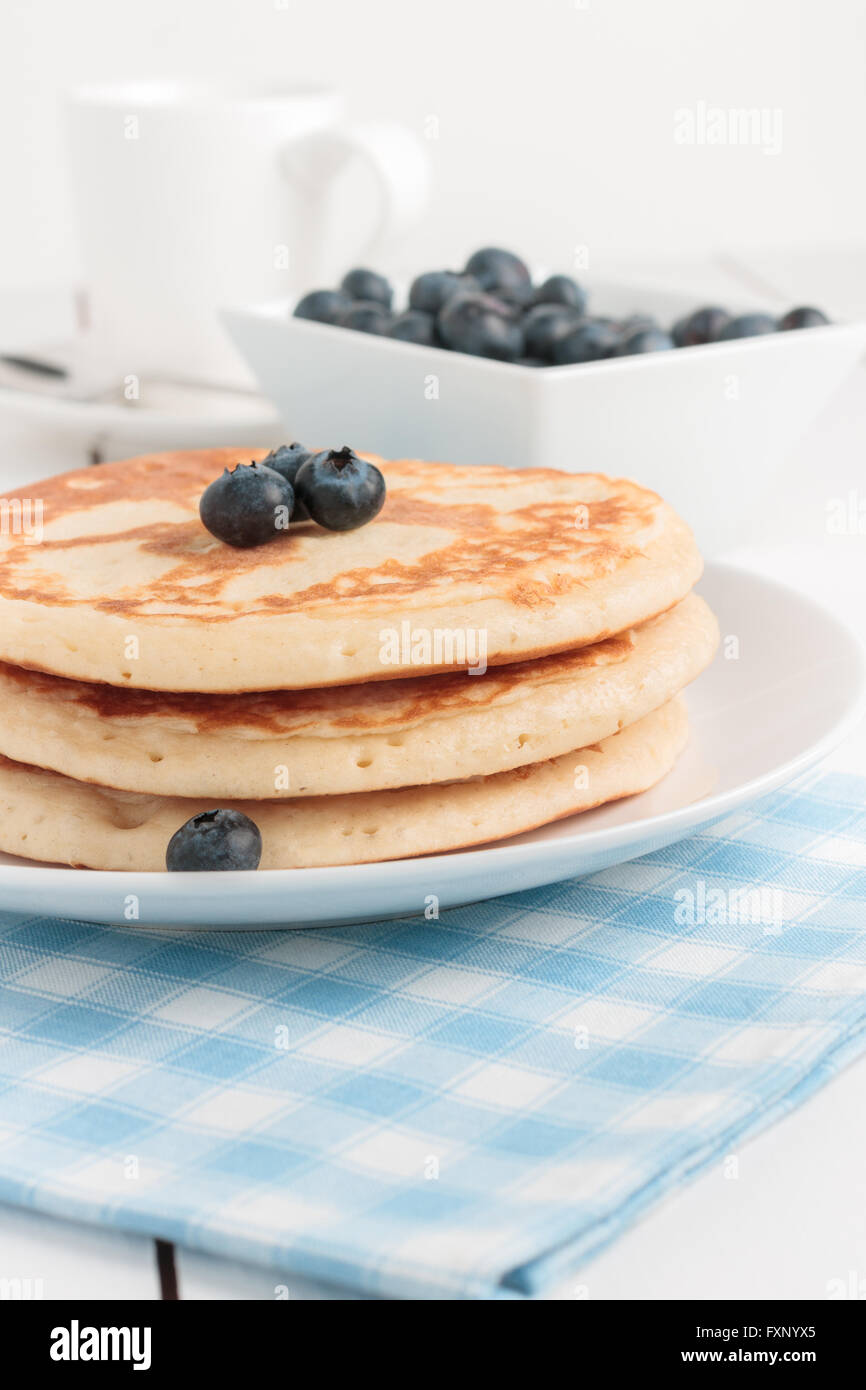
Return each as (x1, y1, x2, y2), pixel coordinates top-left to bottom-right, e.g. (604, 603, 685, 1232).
(0, 450, 718, 870)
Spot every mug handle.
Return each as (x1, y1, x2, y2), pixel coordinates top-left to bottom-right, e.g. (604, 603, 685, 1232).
(281, 120, 430, 252)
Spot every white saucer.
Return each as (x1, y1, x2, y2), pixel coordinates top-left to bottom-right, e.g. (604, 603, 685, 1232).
(0, 288, 282, 489)
(0, 563, 862, 929)
(0, 371, 282, 487)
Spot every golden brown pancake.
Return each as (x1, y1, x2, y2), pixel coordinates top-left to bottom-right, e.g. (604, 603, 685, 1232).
(0, 449, 702, 692)
(0, 594, 717, 798)
(0, 699, 689, 871)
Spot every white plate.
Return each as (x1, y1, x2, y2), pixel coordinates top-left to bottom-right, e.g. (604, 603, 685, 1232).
(0, 563, 863, 930)
(0, 373, 281, 489)
(0, 287, 281, 488)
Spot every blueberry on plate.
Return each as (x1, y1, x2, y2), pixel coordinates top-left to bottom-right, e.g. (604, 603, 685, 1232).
(339, 267, 393, 308)
(531, 274, 587, 314)
(463, 246, 531, 294)
(551, 318, 621, 365)
(293, 289, 353, 324)
(778, 305, 830, 330)
(523, 303, 581, 359)
(166, 809, 262, 872)
(199, 461, 293, 548)
(718, 313, 777, 340)
(294, 446, 386, 531)
(675, 305, 731, 346)
(408, 270, 478, 315)
(388, 309, 438, 345)
(614, 327, 675, 356)
(437, 291, 525, 361)
(260, 443, 312, 520)
(341, 300, 393, 334)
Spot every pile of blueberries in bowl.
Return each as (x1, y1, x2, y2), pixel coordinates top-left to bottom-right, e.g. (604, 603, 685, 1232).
(293, 246, 830, 368)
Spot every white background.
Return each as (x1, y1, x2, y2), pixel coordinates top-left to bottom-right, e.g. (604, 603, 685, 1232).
(3, 0, 866, 290)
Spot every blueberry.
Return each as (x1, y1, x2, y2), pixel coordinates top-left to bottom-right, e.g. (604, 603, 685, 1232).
(551, 318, 621, 365)
(260, 443, 312, 520)
(408, 270, 478, 315)
(339, 267, 393, 308)
(388, 309, 438, 345)
(341, 301, 393, 334)
(294, 289, 353, 325)
(516, 356, 548, 367)
(492, 282, 535, 310)
(523, 303, 581, 359)
(718, 313, 777, 340)
(671, 316, 689, 347)
(618, 314, 659, 337)
(614, 327, 675, 356)
(261, 441, 309, 482)
(199, 461, 293, 549)
(463, 246, 531, 294)
(294, 446, 386, 531)
(437, 291, 525, 360)
(675, 306, 731, 346)
(166, 809, 262, 872)
(778, 305, 830, 330)
(531, 274, 587, 314)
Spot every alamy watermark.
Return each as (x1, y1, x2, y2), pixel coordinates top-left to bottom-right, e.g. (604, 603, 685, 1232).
(0, 497, 43, 543)
(826, 491, 866, 535)
(50, 1322, 151, 1370)
(674, 103, 783, 157)
(0, 1276, 44, 1299)
(674, 879, 785, 932)
(379, 622, 488, 675)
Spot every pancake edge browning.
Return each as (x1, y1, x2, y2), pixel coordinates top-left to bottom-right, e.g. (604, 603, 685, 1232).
(0, 699, 689, 871)
(0, 594, 717, 799)
(0, 450, 703, 692)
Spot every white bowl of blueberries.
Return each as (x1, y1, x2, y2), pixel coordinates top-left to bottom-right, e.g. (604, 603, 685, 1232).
(222, 247, 866, 554)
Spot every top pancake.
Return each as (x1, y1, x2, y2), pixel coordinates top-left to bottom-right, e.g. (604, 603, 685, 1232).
(0, 449, 702, 692)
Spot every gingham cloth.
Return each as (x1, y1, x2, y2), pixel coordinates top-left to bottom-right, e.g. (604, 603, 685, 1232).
(1, 770, 866, 1300)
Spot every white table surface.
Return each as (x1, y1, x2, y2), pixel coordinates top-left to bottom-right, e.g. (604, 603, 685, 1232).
(1, 254, 864, 1300)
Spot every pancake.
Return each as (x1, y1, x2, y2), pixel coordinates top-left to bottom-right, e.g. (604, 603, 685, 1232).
(0, 594, 716, 798)
(0, 700, 688, 871)
(0, 449, 702, 692)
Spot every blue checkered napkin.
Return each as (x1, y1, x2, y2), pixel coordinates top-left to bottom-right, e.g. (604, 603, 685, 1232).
(1, 770, 866, 1300)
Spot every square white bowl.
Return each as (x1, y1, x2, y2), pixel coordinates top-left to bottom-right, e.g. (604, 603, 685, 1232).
(222, 284, 866, 555)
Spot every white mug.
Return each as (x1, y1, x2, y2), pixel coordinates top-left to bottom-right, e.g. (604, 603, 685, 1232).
(66, 81, 430, 386)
